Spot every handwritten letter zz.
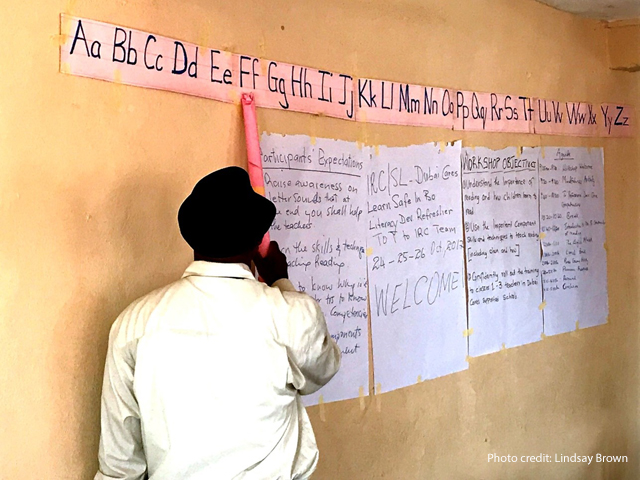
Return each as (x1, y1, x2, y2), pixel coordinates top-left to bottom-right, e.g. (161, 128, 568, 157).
(462, 147, 543, 356)
(261, 134, 368, 404)
(367, 142, 468, 393)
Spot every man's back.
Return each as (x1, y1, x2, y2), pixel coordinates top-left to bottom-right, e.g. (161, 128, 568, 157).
(96, 261, 340, 480)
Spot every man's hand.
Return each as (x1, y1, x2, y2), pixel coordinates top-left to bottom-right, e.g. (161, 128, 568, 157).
(253, 241, 289, 286)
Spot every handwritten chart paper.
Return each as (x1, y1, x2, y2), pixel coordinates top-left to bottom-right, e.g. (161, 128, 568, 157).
(367, 142, 467, 393)
(539, 147, 608, 335)
(261, 134, 368, 404)
(462, 147, 543, 356)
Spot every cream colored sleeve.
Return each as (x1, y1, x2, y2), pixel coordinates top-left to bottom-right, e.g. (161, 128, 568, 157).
(94, 319, 147, 480)
(273, 279, 342, 395)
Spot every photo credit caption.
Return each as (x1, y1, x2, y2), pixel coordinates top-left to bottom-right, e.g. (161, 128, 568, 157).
(488, 453, 629, 464)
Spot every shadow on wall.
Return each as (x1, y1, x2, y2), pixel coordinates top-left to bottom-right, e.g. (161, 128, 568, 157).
(48, 171, 190, 477)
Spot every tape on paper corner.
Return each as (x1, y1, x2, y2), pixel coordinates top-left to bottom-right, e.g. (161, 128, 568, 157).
(417, 375, 422, 383)
(51, 33, 68, 46)
(575, 320, 580, 331)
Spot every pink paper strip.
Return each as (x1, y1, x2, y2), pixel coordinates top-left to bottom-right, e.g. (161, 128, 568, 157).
(233, 56, 355, 120)
(532, 99, 598, 137)
(598, 103, 635, 138)
(61, 16, 236, 102)
(60, 15, 354, 120)
(355, 78, 454, 129)
(60, 15, 636, 138)
(452, 91, 533, 133)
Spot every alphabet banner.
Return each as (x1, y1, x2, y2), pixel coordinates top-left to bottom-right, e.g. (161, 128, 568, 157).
(60, 15, 354, 120)
(355, 78, 455, 129)
(60, 15, 635, 137)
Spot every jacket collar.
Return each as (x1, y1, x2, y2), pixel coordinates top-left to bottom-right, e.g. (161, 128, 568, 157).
(182, 261, 256, 281)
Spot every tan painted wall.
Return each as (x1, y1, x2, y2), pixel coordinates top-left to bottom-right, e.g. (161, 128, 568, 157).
(607, 19, 640, 71)
(0, 0, 637, 478)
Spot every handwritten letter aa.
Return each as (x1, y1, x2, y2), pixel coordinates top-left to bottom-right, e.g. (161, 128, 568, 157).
(367, 142, 467, 393)
(261, 134, 368, 404)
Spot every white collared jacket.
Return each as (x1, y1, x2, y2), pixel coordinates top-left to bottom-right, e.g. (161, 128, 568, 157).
(95, 261, 341, 480)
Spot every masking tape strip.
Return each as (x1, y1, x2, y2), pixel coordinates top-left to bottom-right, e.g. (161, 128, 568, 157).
(538, 301, 547, 311)
(439, 141, 446, 153)
(516, 146, 523, 157)
(310, 136, 316, 145)
(318, 395, 326, 422)
(575, 320, 580, 330)
(375, 383, 382, 412)
(51, 34, 68, 46)
(60, 62, 71, 75)
(113, 69, 122, 83)
(366, 247, 373, 257)
(541, 146, 546, 158)
(500, 343, 507, 352)
(60, 14, 74, 38)
(359, 386, 365, 411)
(539, 232, 546, 240)
(417, 375, 422, 383)
(374, 145, 380, 156)
(540, 332, 547, 340)
(463, 328, 474, 337)
(465, 355, 473, 364)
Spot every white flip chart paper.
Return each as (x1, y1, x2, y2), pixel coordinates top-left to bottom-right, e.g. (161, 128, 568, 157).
(366, 142, 468, 393)
(261, 133, 369, 404)
(539, 147, 608, 335)
(462, 146, 544, 356)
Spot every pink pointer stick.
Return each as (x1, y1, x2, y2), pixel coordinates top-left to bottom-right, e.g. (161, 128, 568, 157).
(241, 92, 271, 257)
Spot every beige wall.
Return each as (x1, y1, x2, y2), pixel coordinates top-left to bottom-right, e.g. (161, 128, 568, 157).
(607, 19, 640, 71)
(0, 0, 638, 478)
